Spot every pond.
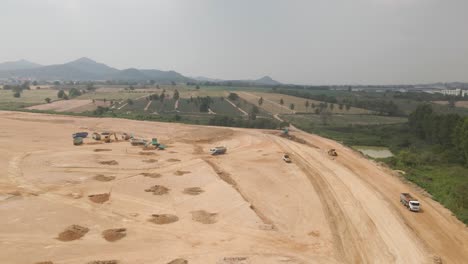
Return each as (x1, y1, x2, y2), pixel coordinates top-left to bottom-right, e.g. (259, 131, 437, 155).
(353, 146, 394, 159)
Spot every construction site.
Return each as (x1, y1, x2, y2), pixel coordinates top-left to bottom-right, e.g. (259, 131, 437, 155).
(0, 111, 467, 264)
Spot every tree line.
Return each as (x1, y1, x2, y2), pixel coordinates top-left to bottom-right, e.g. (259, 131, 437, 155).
(409, 104, 468, 164)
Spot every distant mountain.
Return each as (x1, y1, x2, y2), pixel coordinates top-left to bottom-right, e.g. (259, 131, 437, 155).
(0, 59, 42, 71)
(253, 76, 281, 85)
(0, 57, 192, 83)
(192, 76, 224, 82)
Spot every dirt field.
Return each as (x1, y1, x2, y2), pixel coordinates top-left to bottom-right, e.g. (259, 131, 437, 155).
(27, 99, 110, 113)
(433, 100, 468, 108)
(0, 111, 466, 264)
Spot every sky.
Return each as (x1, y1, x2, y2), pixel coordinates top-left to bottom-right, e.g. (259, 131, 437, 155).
(0, 0, 467, 85)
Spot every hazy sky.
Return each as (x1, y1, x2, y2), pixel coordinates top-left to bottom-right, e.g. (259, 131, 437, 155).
(1, 0, 467, 84)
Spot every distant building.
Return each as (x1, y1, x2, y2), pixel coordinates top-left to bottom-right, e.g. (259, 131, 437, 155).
(439, 89, 464, 97)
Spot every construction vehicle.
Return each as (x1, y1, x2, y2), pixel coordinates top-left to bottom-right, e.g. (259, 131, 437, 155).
(210, 146, 227, 155)
(400, 193, 420, 212)
(72, 132, 88, 139)
(73, 137, 83, 145)
(328, 149, 338, 157)
(122, 133, 131, 140)
(283, 154, 291, 163)
(92, 132, 101, 140)
(131, 138, 148, 146)
(101, 132, 118, 143)
(143, 138, 166, 150)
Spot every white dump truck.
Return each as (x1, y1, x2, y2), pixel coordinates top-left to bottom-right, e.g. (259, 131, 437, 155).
(210, 146, 227, 155)
(400, 193, 420, 212)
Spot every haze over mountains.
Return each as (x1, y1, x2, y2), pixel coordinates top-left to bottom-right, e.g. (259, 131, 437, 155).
(0, 58, 281, 85)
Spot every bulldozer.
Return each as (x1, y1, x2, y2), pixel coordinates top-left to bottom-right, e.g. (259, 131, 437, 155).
(328, 149, 338, 157)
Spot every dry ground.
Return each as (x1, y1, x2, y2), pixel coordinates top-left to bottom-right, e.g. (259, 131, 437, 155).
(27, 99, 110, 113)
(0, 111, 466, 264)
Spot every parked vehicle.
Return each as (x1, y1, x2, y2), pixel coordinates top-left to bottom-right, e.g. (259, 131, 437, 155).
(283, 154, 291, 163)
(210, 146, 227, 155)
(73, 137, 83, 146)
(72, 132, 88, 139)
(400, 193, 420, 212)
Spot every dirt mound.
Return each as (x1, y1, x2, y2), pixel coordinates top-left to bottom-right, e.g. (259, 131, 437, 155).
(139, 151, 157, 156)
(279, 133, 307, 144)
(174, 170, 191, 176)
(167, 158, 181, 162)
(87, 261, 118, 264)
(99, 160, 119, 165)
(191, 210, 218, 224)
(57, 225, 89, 241)
(88, 193, 110, 203)
(145, 185, 169, 195)
(167, 259, 188, 264)
(94, 175, 116, 182)
(94, 149, 112, 152)
(35, 262, 53, 264)
(141, 172, 162, 178)
(183, 187, 204, 195)
(142, 159, 158, 163)
(102, 228, 127, 242)
(148, 214, 179, 224)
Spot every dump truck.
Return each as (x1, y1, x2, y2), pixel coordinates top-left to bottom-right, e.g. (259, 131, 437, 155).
(400, 193, 420, 212)
(283, 154, 291, 163)
(72, 132, 88, 139)
(210, 146, 227, 155)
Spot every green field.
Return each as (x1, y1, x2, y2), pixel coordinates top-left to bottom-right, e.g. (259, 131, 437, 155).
(0, 89, 59, 109)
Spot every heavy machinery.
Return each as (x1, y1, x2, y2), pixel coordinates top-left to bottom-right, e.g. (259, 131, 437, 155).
(92, 132, 101, 140)
(122, 133, 131, 140)
(283, 154, 291, 163)
(102, 132, 118, 143)
(72, 132, 88, 139)
(144, 138, 166, 150)
(73, 137, 83, 146)
(328, 149, 338, 157)
(210, 146, 227, 155)
(400, 193, 421, 212)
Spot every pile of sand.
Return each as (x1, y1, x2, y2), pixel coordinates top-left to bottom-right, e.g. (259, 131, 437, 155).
(99, 160, 119, 165)
(191, 210, 218, 224)
(87, 261, 118, 264)
(88, 193, 110, 203)
(167, 158, 181, 162)
(141, 172, 162, 178)
(142, 159, 157, 163)
(57, 225, 89, 241)
(148, 214, 179, 225)
(167, 259, 188, 264)
(94, 175, 116, 182)
(174, 170, 191, 176)
(183, 187, 204, 195)
(145, 185, 169, 195)
(102, 228, 127, 242)
(94, 149, 112, 152)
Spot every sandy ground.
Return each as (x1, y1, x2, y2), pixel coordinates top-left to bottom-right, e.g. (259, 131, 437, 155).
(27, 99, 110, 113)
(0, 111, 466, 264)
(433, 100, 468, 108)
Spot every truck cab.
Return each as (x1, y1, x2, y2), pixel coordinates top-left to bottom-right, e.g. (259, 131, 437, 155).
(408, 201, 420, 212)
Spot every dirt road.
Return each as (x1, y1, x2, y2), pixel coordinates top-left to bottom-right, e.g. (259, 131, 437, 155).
(0, 111, 466, 264)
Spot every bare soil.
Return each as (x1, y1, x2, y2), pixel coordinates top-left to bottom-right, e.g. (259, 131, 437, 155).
(148, 214, 179, 224)
(141, 172, 162, 178)
(94, 149, 112, 152)
(183, 187, 204, 195)
(57, 225, 89, 241)
(99, 160, 119, 165)
(191, 210, 218, 224)
(139, 151, 156, 156)
(93, 175, 116, 182)
(102, 228, 127, 242)
(145, 185, 169, 195)
(142, 159, 157, 163)
(167, 259, 188, 264)
(167, 158, 181, 162)
(88, 193, 110, 203)
(174, 170, 191, 176)
(87, 261, 118, 264)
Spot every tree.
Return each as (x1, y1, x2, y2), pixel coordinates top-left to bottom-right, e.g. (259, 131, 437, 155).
(280, 98, 284, 106)
(228, 93, 239, 101)
(171, 81, 176, 86)
(127, 99, 134, 105)
(45, 98, 51, 103)
(129, 85, 135, 90)
(330, 103, 335, 111)
(196, 85, 200, 90)
(320, 110, 332, 125)
(86, 83, 96, 91)
(13, 91, 21, 98)
(173, 89, 180, 100)
(339, 103, 344, 110)
(305, 100, 310, 112)
(32, 81, 38, 86)
(53, 81, 61, 86)
(150, 80, 156, 85)
(345, 104, 351, 111)
(249, 106, 258, 120)
(68, 88, 82, 98)
(258, 97, 264, 106)
(63, 94, 69, 100)
(289, 103, 295, 111)
(57, 90, 65, 99)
